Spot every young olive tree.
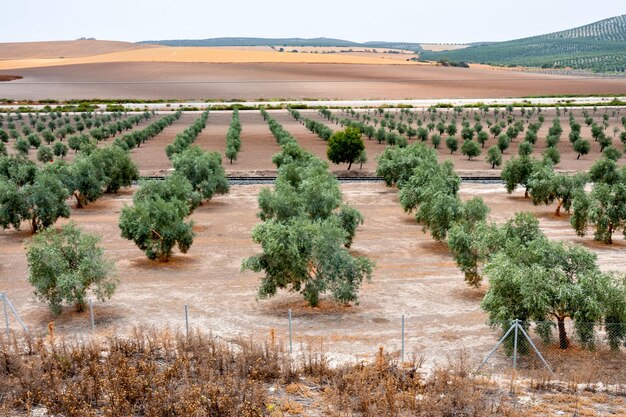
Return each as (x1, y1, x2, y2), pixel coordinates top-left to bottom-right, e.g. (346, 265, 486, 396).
(26, 222, 117, 315)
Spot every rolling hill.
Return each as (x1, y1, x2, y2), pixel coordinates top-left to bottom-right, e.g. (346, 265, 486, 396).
(139, 37, 423, 52)
(420, 14, 626, 73)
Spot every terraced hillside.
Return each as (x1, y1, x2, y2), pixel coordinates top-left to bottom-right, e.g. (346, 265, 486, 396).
(421, 15, 626, 73)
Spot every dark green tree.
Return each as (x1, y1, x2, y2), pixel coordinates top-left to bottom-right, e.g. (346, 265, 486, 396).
(326, 127, 365, 170)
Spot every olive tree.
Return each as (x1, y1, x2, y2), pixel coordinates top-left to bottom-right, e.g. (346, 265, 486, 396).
(486, 146, 502, 169)
(326, 127, 365, 170)
(242, 216, 374, 307)
(25, 222, 117, 315)
(171, 146, 229, 202)
(119, 195, 194, 262)
(501, 156, 539, 198)
(376, 142, 436, 187)
(527, 165, 587, 216)
(482, 238, 626, 350)
(571, 182, 626, 244)
(461, 140, 480, 160)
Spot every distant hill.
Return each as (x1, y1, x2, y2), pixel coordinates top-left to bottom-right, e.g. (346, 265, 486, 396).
(139, 37, 423, 52)
(420, 14, 626, 73)
(0, 40, 161, 60)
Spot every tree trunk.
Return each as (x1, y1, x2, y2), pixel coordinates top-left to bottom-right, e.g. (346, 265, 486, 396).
(524, 189, 529, 198)
(31, 217, 38, 234)
(347, 161, 352, 170)
(74, 192, 85, 209)
(608, 223, 613, 244)
(577, 153, 581, 160)
(557, 317, 570, 349)
(555, 200, 563, 217)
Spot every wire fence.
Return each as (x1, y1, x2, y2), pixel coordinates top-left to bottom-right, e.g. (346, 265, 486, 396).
(2, 294, 625, 392)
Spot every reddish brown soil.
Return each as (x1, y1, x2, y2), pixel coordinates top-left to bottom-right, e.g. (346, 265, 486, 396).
(2, 62, 626, 100)
(0, 75, 22, 82)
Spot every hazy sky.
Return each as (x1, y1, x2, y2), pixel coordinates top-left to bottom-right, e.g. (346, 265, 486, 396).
(1, 0, 624, 44)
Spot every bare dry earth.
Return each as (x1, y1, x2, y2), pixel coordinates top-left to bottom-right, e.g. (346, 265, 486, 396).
(2, 62, 626, 100)
(0, 40, 161, 60)
(1, 182, 625, 371)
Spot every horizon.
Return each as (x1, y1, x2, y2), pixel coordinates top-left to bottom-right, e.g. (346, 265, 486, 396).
(1, 1, 624, 44)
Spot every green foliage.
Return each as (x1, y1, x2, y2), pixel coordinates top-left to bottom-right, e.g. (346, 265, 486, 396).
(497, 134, 510, 153)
(90, 146, 138, 193)
(134, 174, 201, 211)
(119, 195, 194, 262)
(326, 127, 365, 170)
(481, 237, 626, 349)
(25, 222, 117, 315)
(501, 156, 539, 197)
(571, 182, 626, 244)
(225, 109, 242, 163)
(486, 146, 502, 169)
(476, 130, 489, 148)
(527, 164, 587, 216)
(399, 160, 461, 240)
(243, 217, 374, 307)
(542, 146, 561, 165)
(245, 116, 373, 306)
(37, 145, 54, 163)
(445, 136, 458, 154)
(165, 111, 209, 159)
(573, 138, 591, 159)
(0, 164, 70, 233)
(518, 141, 533, 156)
(171, 146, 229, 202)
(14, 138, 30, 156)
(375, 143, 437, 187)
(603, 145, 622, 161)
(461, 140, 481, 160)
(52, 141, 68, 159)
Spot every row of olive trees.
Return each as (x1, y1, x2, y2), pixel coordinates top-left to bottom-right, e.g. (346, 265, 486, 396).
(242, 110, 374, 307)
(0, 144, 138, 233)
(288, 108, 333, 141)
(120, 112, 229, 261)
(225, 109, 242, 163)
(165, 110, 210, 159)
(376, 142, 626, 351)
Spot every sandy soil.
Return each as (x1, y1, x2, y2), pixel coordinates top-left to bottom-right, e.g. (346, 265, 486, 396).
(1, 183, 625, 369)
(2, 62, 626, 101)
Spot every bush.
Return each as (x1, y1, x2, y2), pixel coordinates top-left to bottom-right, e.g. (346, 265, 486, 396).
(25, 222, 117, 314)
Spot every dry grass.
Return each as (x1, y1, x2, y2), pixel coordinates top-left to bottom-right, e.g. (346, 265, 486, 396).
(1, 328, 595, 417)
(2, 328, 624, 416)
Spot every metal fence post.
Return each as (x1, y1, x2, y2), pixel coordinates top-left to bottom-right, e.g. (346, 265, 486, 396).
(288, 309, 293, 354)
(184, 304, 189, 338)
(2, 294, 8, 337)
(89, 300, 95, 331)
(401, 315, 405, 363)
(512, 319, 519, 369)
